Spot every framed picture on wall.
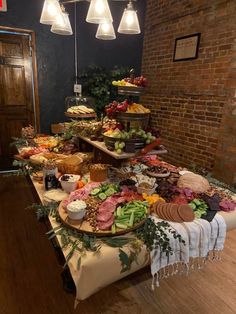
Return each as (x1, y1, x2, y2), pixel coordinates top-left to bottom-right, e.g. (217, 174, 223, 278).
(173, 33, 201, 62)
(0, 0, 7, 12)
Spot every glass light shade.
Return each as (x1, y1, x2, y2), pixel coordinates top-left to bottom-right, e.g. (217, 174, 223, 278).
(96, 22, 116, 40)
(118, 3, 141, 35)
(51, 12, 73, 35)
(86, 0, 113, 24)
(40, 0, 62, 25)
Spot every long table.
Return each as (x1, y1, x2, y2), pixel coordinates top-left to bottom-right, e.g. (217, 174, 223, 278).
(31, 178, 236, 307)
(32, 180, 149, 306)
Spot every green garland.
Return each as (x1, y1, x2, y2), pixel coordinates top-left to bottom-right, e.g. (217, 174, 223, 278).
(29, 203, 185, 273)
(7, 160, 43, 177)
(10, 137, 32, 148)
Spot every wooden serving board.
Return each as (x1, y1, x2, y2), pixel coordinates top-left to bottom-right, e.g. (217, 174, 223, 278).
(58, 201, 147, 237)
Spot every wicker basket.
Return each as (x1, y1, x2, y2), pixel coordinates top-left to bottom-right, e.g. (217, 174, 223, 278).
(57, 154, 92, 175)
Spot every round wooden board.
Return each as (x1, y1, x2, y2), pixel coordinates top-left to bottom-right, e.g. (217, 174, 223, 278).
(65, 112, 97, 119)
(58, 201, 148, 237)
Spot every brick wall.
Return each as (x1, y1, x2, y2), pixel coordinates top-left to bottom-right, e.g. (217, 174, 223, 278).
(141, 0, 236, 184)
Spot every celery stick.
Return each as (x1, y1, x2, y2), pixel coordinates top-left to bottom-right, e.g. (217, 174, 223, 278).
(111, 224, 116, 234)
(128, 211, 135, 227)
(115, 222, 128, 229)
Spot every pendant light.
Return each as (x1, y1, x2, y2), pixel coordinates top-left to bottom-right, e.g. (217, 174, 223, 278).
(40, 0, 62, 25)
(51, 6, 73, 35)
(118, 1, 141, 35)
(86, 0, 113, 24)
(96, 22, 116, 40)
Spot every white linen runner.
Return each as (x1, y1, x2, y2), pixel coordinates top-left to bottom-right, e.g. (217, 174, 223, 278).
(150, 214, 226, 289)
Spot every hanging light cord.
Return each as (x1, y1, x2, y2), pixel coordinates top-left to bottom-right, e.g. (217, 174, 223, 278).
(74, 1, 78, 85)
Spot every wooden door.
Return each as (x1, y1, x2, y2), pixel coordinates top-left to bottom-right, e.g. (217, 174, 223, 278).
(0, 31, 39, 157)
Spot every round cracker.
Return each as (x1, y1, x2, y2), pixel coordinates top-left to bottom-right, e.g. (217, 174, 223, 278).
(169, 204, 183, 223)
(177, 204, 195, 222)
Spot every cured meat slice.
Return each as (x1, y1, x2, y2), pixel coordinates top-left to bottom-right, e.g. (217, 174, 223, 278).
(98, 201, 117, 213)
(106, 195, 124, 204)
(97, 215, 114, 230)
(68, 182, 101, 202)
(97, 211, 113, 222)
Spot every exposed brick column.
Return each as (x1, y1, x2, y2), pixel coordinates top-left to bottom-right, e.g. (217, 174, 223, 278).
(141, 0, 236, 184)
(213, 43, 236, 185)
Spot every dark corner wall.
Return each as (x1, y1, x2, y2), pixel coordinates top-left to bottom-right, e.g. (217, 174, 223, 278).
(0, 0, 146, 133)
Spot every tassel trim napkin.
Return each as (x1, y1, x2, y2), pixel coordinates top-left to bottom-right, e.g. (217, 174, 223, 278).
(150, 214, 226, 289)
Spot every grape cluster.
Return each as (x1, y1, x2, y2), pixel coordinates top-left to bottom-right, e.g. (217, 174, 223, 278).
(113, 129, 156, 154)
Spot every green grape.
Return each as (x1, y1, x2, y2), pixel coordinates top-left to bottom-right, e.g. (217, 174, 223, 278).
(146, 139, 151, 144)
(114, 141, 120, 150)
(116, 149, 122, 154)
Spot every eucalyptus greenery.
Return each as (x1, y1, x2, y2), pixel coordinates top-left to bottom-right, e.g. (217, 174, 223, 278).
(28, 202, 59, 220)
(10, 137, 32, 148)
(206, 175, 236, 194)
(79, 65, 129, 113)
(31, 203, 185, 273)
(190, 162, 236, 193)
(4, 160, 43, 177)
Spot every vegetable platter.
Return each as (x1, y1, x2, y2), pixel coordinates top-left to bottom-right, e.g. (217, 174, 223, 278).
(58, 182, 149, 236)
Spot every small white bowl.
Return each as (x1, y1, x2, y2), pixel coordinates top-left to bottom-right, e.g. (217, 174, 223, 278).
(67, 208, 86, 220)
(67, 200, 87, 220)
(137, 183, 158, 195)
(59, 174, 80, 193)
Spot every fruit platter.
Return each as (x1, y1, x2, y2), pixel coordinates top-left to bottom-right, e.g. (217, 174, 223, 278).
(112, 75, 148, 88)
(105, 100, 150, 120)
(103, 127, 160, 154)
(58, 182, 150, 236)
(112, 74, 148, 96)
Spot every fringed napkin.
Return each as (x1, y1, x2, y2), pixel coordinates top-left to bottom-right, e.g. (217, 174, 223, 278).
(150, 214, 226, 289)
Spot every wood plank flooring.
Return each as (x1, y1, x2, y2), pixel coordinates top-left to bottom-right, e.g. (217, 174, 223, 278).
(0, 175, 236, 314)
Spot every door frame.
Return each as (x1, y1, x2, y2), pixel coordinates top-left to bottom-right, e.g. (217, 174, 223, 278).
(0, 25, 40, 132)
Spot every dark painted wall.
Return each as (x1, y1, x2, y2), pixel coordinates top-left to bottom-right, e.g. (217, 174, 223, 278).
(0, 0, 146, 132)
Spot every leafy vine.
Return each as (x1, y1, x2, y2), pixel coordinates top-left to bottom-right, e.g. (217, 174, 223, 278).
(29, 203, 185, 273)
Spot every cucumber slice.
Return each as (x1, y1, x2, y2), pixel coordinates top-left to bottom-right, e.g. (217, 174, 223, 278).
(189, 203, 197, 210)
(105, 188, 115, 197)
(98, 192, 107, 200)
(193, 199, 201, 206)
(90, 188, 101, 196)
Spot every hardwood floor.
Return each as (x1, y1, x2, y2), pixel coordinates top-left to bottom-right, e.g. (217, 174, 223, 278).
(0, 175, 236, 314)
